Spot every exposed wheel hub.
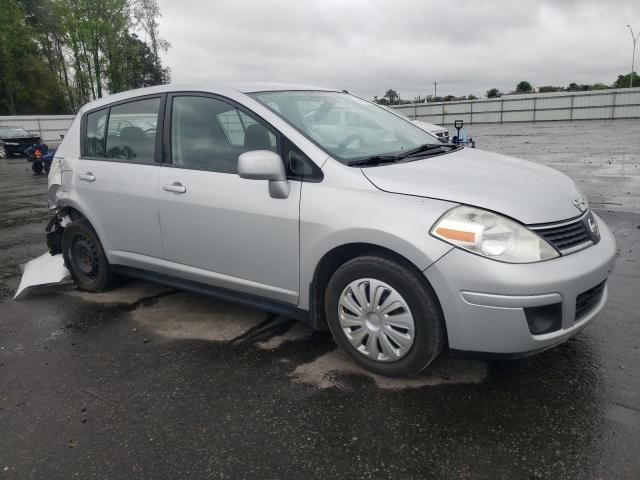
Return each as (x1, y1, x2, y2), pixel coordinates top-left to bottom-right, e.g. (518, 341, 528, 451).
(71, 236, 99, 279)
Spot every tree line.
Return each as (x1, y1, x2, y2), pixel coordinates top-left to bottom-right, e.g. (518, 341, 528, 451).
(0, 0, 170, 115)
(376, 72, 640, 105)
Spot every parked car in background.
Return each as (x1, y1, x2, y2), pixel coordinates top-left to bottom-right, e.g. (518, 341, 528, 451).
(411, 120, 450, 142)
(0, 127, 41, 158)
(379, 106, 450, 142)
(46, 84, 616, 377)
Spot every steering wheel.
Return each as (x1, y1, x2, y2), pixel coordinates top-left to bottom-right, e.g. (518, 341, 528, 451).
(336, 134, 364, 154)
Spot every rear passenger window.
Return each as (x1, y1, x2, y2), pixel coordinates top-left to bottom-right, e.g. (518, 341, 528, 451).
(171, 96, 278, 173)
(84, 108, 108, 157)
(106, 98, 160, 163)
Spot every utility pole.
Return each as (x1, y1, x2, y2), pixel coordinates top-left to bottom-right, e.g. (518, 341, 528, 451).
(434, 81, 438, 99)
(628, 25, 640, 88)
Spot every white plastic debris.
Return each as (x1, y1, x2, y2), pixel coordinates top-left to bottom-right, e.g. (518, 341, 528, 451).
(14, 252, 71, 300)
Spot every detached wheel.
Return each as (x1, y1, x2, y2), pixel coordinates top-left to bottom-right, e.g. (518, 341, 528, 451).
(62, 219, 114, 292)
(325, 255, 445, 377)
(31, 160, 43, 175)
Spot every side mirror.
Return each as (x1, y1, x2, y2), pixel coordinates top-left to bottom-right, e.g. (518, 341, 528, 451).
(238, 150, 290, 199)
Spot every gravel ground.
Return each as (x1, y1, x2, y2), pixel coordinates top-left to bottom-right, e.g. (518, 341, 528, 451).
(0, 120, 639, 479)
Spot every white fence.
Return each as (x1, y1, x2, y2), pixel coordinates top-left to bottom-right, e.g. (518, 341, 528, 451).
(393, 87, 640, 125)
(0, 115, 75, 144)
(3, 88, 640, 139)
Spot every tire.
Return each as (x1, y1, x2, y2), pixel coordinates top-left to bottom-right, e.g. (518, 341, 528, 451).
(0, 144, 6, 159)
(325, 255, 445, 377)
(44, 161, 51, 173)
(31, 161, 43, 175)
(62, 219, 114, 292)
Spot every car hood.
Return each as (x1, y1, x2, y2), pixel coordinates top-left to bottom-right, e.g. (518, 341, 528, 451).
(361, 147, 584, 225)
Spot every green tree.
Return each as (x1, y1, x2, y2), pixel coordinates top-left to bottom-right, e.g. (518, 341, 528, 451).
(614, 72, 640, 88)
(384, 89, 399, 105)
(515, 81, 533, 93)
(0, 0, 67, 114)
(133, 0, 170, 85)
(486, 88, 501, 98)
(538, 85, 563, 93)
(468, 94, 478, 100)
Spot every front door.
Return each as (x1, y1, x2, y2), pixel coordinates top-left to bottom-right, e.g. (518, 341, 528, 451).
(156, 94, 301, 304)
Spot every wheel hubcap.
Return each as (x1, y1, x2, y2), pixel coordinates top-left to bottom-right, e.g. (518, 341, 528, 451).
(338, 278, 415, 362)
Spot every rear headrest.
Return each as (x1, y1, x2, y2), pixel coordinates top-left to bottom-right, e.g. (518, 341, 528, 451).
(120, 126, 145, 144)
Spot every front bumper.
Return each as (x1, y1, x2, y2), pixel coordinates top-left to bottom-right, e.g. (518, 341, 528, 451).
(425, 213, 617, 354)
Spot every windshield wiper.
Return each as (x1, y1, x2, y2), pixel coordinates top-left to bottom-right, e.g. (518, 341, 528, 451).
(347, 143, 459, 167)
(397, 143, 454, 158)
(347, 155, 402, 167)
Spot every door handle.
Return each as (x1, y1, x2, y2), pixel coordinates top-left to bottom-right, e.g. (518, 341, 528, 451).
(78, 172, 95, 182)
(162, 182, 186, 194)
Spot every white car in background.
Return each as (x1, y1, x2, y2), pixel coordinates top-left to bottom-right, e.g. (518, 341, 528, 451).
(410, 120, 449, 143)
(378, 105, 449, 142)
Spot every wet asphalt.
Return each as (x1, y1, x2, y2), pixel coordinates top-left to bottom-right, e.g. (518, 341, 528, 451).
(0, 120, 639, 479)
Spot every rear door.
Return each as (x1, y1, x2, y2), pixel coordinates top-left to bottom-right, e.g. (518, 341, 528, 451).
(156, 93, 301, 304)
(75, 96, 164, 268)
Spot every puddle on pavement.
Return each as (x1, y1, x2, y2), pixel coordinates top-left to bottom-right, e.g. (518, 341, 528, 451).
(63, 281, 488, 390)
(63, 281, 174, 305)
(290, 349, 487, 390)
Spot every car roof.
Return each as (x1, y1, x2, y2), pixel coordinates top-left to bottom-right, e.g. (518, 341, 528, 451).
(79, 82, 341, 113)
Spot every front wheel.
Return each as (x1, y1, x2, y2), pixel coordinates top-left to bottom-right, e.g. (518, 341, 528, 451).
(325, 255, 446, 377)
(62, 219, 114, 292)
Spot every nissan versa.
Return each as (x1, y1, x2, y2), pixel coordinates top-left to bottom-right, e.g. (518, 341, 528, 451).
(46, 84, 616, 377)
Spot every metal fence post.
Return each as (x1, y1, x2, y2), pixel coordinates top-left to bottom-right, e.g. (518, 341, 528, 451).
(470, 101, 473, 124)
(37, 119, 43, 141)
(532, 97, 537, 123)
(611, 91, 617, 120)
(569, 94, 574, 121)
(500, 98, 504, 123)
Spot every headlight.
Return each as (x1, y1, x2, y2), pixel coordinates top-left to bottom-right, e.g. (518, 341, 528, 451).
(431, 206, 559, 263)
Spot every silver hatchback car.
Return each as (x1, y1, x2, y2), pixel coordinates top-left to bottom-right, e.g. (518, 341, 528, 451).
(47, 84, 616, 377)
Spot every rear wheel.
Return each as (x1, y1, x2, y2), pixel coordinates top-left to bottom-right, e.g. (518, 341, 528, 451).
(62, 219, 114, 292)
(325, 255, 445, 377)
(31, 160, 43, 175)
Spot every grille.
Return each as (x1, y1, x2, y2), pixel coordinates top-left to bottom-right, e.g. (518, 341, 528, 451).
(532, 213, 593, 253)
(575, 281, 605, 321)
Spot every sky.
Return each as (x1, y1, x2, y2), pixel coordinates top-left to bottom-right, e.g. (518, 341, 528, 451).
(156, 0, 640, 100)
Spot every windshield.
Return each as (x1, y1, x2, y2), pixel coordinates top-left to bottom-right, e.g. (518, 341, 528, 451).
(0, 127, 31, 138)
(249, 91, 440, 163)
